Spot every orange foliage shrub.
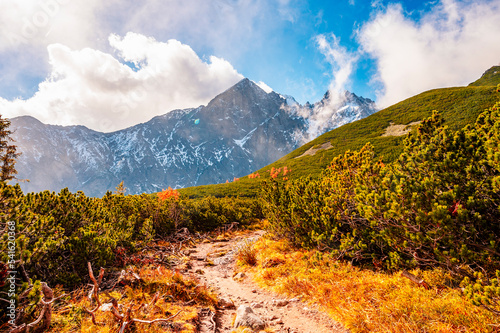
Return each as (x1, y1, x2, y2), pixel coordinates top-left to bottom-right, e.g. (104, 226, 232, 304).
(158, 186, 180, 201)
(269, 166, 290, 179)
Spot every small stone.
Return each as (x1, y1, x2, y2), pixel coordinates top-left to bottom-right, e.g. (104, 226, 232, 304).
(234, 305, 266, 330)
(272, 299, 289, 307)
(233, 272, 246, 280)
(251, 302, 263, 308)
(251, 289, 257, 293)
(218, 297, 235, 309)
(273, 318, 284, 325)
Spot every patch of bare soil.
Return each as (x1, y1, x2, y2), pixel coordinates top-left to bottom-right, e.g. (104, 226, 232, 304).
(180, 230, 348, 333)
(382, 121, 421, 137)
(295, 142, 333, 159)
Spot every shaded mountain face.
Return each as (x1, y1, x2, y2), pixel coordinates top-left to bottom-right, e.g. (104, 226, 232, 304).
(10, 78, 376, 196)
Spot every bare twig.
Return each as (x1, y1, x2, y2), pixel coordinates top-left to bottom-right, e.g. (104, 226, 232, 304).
(131, 310, 181, 325)
(401, 270, 430, 289)
(87, 262, 102, 307)
(144, 291, 160, 312)
(210, 310, 217, 333)
(83, 306, 104, 326)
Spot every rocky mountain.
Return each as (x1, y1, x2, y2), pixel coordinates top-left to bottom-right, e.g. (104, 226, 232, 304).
(10, 78, 376, 196)
(286, 90, 378, 140)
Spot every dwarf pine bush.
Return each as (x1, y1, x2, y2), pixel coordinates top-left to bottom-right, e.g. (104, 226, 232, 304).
(263, 97, 500, 312)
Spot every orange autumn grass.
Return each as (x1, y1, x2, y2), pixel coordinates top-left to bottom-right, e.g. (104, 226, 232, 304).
(47, 265, 217, 333)
(238, 236, 500, 333)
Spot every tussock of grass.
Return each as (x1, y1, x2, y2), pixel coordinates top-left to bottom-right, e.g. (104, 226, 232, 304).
(244, 237, 500, 333)
(236, 240, 258, 267)
(49, 266, 217, 333)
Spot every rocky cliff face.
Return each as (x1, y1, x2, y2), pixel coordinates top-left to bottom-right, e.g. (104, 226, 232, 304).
(10, 78, 376, 196)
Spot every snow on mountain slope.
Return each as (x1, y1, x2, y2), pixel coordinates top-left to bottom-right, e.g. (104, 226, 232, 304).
(10, 78, 376, 196)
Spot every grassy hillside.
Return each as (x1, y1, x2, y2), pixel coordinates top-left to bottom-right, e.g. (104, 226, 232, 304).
(469, 65, 500, 87)
(179, 68, 500, 198)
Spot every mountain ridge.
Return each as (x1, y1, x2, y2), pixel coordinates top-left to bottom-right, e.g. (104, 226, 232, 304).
(10, 78, 377, 196)
(178, 66, 500, 198)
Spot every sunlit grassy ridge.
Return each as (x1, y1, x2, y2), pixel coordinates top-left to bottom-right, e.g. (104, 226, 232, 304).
(469, 66, 500, 87)
(237, 236, 500, 333)
(179, 71, 500, 198)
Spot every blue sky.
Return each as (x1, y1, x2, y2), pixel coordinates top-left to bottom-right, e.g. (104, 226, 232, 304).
(1, 0, 499, 132)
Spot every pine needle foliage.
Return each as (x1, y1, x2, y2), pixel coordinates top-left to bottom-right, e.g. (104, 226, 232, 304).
(0, 115, 19, 182)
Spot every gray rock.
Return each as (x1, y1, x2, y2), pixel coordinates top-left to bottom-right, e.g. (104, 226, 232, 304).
(234, 305, 266, 330)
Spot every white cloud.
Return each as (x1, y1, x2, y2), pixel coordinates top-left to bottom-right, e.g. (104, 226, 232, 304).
(304, 34, 357, 139)
(316, 34, 357, 94)
(282, 33, 361, 143)
(255, 81, 273, 93)
(358, 0, 500, 107)
(0, 0, 107, 51)
(0, 0, 113, 101)
(1, 33, 243, 132)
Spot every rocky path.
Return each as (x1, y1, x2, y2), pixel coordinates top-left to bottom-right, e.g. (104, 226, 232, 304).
(180, 230, 348, 333)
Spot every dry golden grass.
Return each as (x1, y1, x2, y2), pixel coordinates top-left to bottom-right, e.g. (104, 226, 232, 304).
(243, 237, 500, 333)
(230, 326, 276, 333)
(48, 265, 217, 333)
(236, 240, 258, 267)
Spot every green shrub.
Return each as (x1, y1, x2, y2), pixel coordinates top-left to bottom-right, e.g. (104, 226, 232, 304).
(263, 98, 500, 313)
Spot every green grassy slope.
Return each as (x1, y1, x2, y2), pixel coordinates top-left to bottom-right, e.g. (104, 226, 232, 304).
(469, 66, 500, 87)
(179, 68, 500, 199)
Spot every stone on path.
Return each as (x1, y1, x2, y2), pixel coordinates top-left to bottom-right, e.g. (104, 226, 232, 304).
(234, 305, 266, 330)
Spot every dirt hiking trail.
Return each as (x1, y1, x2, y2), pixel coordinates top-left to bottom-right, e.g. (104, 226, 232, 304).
(180, 230, 348, 333)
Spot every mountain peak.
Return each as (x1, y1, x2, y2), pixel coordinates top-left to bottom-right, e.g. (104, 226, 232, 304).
(207, 78, 273, 110)
(10, 76, 378, 196)
(229, 78, 266, 94)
